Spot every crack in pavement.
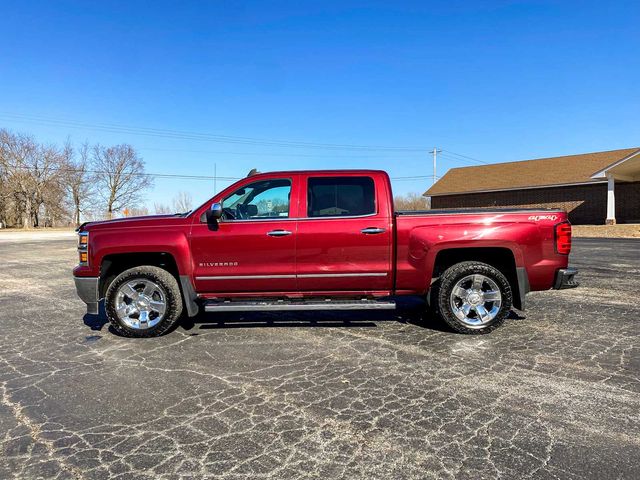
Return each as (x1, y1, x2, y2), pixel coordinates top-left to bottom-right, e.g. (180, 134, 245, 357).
(1, 382, 83, 480)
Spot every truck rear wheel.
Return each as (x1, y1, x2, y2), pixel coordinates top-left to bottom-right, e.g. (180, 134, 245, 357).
(434, 261, 512, 334)
(105, 266, 183, 338)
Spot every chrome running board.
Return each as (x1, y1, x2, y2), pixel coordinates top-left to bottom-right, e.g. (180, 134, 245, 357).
(203, 298, 396, 312)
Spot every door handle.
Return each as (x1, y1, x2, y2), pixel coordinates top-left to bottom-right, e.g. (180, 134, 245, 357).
(361, 227, 386, 235)
(267, 230, 293, 237)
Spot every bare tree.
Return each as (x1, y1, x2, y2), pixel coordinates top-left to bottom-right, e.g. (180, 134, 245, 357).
(153, 202, 173, 214)
(31, 143, 68, 227)
(153, 192, 192, 215)
(125, 206, 150, 217)
(172, 191, 193, 213)
(0, 129, 68, 228)
(63, 142, 94, 226)
(0, 129, 39, 228)
(33, 143, 69, 226)
(0, 147, 8, 227)
(394, 192, 430, 211)
(92, 144, 153, 219)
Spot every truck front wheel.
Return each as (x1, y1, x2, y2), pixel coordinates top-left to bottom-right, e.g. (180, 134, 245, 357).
(105, 266, 183, 338)
(434, 261, 513, 334)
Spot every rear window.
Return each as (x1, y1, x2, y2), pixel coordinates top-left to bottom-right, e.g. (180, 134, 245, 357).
(307, 176, 375, 217)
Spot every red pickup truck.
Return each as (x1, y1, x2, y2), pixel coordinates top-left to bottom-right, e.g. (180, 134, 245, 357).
(73, 170, 578, 337)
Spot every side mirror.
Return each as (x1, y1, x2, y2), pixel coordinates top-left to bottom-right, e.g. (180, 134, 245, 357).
(210, 202, 223, 219)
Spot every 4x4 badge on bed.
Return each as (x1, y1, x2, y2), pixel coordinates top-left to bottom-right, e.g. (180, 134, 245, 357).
(528, 215, 558, 221)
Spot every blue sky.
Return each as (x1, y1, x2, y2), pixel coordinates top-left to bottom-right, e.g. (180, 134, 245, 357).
(1, 0, 639, 209)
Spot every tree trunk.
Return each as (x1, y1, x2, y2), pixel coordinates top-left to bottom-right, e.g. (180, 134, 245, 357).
(23, 196, 32, 229)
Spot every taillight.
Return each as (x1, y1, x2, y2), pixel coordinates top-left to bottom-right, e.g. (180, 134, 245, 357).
(555, 222, 572, 255)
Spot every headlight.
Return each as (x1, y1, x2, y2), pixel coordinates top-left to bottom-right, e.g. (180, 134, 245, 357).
(78, 231, 89, 265)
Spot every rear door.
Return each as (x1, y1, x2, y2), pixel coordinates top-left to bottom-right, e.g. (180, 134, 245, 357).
(295, 174, 393, 293)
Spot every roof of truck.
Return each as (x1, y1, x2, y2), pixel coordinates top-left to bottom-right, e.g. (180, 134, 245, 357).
(252, 169, 388, 176)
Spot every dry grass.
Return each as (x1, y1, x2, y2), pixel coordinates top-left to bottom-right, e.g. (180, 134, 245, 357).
(572, 224, 640, 238)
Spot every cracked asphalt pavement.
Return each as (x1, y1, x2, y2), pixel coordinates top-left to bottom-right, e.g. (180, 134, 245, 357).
(0, 236, 638, 479)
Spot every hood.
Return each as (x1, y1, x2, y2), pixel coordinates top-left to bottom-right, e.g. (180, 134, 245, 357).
(79, 213, 190, 232)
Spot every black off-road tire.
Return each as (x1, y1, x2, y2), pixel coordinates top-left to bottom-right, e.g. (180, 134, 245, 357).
(433, 261, 513, 335)
(105, 266, 183, 338)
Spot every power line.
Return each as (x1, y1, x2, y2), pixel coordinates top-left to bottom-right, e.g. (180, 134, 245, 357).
(1, 112, 492, 181)
(7, 164, 242, 181)
(7, 164, 436, 182)
(392, 176, 440, 182)
(441, 149, 488, 165)
(138, 146, 422, 158)
(439, 153, 482, 167)
(0, 112, 426, 152)
(439, 152, 471, 164)
(391, 175, 434, 180)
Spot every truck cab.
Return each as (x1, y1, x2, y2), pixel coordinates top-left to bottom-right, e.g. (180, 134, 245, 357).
(191, 170, 394, 295)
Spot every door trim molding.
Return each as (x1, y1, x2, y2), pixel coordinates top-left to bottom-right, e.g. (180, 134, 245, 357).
(196, 272, 388, 281)
(297, 272, 387, 278)
(196, 274, 296, 280)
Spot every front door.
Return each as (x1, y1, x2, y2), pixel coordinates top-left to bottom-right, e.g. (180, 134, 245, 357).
(296, 175, 393, 293)
(190, 176, 298, 294)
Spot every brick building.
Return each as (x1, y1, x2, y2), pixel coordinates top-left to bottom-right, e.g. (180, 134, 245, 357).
(425, 148, 640, 225)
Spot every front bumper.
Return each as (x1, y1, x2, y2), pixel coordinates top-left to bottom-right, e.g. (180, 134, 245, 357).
(553, 267, 579, 290)
(74, 276, 100, 314)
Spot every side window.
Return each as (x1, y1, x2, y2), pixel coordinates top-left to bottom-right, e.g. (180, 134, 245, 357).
(222, 179, 291, 220)
(307, 176, 375, 217)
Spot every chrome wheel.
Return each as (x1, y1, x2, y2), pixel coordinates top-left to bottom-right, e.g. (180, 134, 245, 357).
(115, 279, 167, 330)
(449, 274, 502, 328)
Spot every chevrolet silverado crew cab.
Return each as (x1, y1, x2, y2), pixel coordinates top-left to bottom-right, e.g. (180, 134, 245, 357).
(73, 170, 578, 337)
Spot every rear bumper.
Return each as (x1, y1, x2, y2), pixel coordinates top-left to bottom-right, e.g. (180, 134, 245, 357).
(74, 276, 100, 314)
(553, 267, 579, 290)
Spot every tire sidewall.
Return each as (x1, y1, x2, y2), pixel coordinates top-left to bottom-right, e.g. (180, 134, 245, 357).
(436, 262, 512, 334)
(105, 266, 183, 337)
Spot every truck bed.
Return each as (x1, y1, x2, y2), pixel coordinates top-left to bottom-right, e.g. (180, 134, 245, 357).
(392, 207, 569, 295)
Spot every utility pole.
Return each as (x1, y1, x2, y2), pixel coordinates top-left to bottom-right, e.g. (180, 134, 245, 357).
(431, 147, 441, 185)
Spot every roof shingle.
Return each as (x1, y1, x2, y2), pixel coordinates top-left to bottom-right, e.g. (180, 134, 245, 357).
(425, 148, 640, 196)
